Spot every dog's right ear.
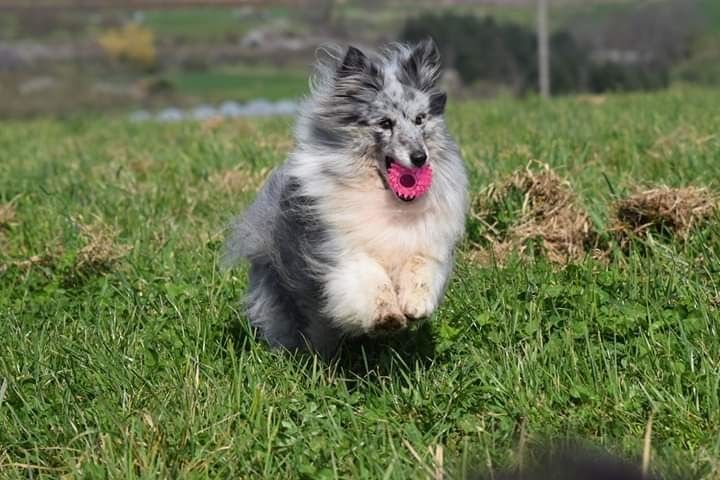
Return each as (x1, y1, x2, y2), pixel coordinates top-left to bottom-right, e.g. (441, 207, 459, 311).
(335, 45, 383, 93)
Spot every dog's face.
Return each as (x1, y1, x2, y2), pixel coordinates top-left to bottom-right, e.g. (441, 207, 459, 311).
(307, 40, 449, 200)
(355, 46, 447, 172)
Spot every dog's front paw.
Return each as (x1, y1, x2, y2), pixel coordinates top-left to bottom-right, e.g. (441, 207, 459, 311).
(397, 282, 435, 321)
(396, 256, 437, 321)
(371, 284, 407, 334)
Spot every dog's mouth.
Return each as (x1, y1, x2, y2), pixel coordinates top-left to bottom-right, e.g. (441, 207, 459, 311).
(384, 157, 413, 202)
(383, 156, 432, 202)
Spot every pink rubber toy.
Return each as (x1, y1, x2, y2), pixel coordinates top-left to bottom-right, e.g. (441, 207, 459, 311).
(387, 162, 433, 201)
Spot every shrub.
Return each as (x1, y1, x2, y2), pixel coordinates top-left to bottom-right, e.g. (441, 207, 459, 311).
(588, 62, 669, 93)
(98, 23, 157, 71)
(401, 12, 669, 95)
(402, 13, 534, 89)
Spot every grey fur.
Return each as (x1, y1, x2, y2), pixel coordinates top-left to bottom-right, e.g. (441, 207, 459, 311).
(224, 40, 468, 357)
(224, 165, 340, 354)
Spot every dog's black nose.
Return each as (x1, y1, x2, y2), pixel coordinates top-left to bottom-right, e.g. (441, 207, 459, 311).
(410, 150, 427, 167)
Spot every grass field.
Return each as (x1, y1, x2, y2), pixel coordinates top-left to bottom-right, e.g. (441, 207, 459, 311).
(1, 88, 719, 479)
(168, 66, 310, 102)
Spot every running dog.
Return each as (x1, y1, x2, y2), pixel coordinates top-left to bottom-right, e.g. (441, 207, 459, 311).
(224, 40, 468, 356)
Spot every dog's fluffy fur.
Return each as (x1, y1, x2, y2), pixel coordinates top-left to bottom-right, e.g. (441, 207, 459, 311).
(224, 40, 468, 356)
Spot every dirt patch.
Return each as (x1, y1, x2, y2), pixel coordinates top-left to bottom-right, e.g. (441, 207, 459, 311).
(611, 186, 717, 243)
(469, 162, 598, 265)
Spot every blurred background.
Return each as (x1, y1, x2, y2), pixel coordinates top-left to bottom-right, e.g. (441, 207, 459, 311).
(0, 0, 717, 121)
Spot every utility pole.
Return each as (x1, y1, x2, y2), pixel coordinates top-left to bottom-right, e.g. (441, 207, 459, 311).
(537, 0, 550, 98)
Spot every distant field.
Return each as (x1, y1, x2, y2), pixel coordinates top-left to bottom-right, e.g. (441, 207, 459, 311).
(699, 0, 720, 32)
(1, 88, 719, 479)
(140, 7, 299, 41)
(141, 7, 250, 39)
(167, 66, 310, 102)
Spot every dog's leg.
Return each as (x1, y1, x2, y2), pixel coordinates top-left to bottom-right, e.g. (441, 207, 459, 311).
(246, 262, 306, 350)
(396, 255, 451, 320)
(323, 252, 407, 334)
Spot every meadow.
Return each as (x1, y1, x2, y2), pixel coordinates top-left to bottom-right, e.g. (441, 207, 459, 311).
(168, 66, 310, 103)
(1, 87, 719, 479)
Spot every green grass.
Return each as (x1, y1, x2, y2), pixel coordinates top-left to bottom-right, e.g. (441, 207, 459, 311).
(167, 66, 310, 102)
(699, 0, 720, 33)
(138, 6, 306, 42)
(140, 7, 258, 41)
(142, 8, 242, 38)
(1, 87, 720, 479)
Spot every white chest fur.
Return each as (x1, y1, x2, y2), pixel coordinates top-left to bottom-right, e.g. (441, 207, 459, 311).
(320, 177, 463, 275)
(288, 151, 467, 276)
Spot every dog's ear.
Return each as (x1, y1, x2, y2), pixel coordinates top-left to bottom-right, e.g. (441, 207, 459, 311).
(338, 46, 368, 78)
(429, 92, 447, 116)
(402, 38, 442, 91)
(335, 45, 383, 93)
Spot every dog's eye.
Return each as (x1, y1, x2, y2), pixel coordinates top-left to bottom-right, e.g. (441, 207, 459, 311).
(414, 114, 426, 125)
(379, 118, 394, 130)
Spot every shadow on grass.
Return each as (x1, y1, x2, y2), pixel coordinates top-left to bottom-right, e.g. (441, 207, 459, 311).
(221, 307, 438, 380)
(220, 309, 257, 354)
(333, 321, 437, 378)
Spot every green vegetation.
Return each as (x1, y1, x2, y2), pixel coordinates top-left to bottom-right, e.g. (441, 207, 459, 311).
(699, 0, 720, 33)
(140, 8, 251, 40)
(338, 0, 638, 34)
(139, 7, 304, 42)
(402, 12, 672, 95)
(1, 88, 719, 479)
(167, 66, 310, 102)
(675, 0, 720, 85)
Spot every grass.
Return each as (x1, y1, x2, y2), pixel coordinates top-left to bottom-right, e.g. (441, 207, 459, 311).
(167, 66, 310, 102)
(699, 0, 720, 33)
(1, 87, 720, 479)
(138, 6, 307, 42)
(130, 7, 294, 41)
(140, 7, 251, 40)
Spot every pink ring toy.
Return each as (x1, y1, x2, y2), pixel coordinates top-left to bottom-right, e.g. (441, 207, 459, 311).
(387, 162, 432, 201)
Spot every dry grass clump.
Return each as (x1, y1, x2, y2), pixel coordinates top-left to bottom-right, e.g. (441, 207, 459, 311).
(470, 165, 717, 267)
(648, 126, 716, 160)
(611, 186, 717, 242)
(2, 245, 65, 272)
(0, 200, 19, 249)
(73, 219, 132, 273)
(577, 94, 607, 106)
(470, 162, 597, 265)
(210, 166, 271, 194)
(0, 202, 17, 228)
(1, 217, 131, 276)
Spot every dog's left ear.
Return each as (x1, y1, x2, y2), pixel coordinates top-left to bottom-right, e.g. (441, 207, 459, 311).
(402, 38, 442, 91)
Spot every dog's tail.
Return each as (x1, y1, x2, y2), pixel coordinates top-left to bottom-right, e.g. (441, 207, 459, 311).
(222, 166, 286, 269)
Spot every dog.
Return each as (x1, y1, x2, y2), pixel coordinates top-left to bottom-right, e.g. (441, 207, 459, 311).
(473, 443, 664, 480)
(224, 40, 468, 356)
